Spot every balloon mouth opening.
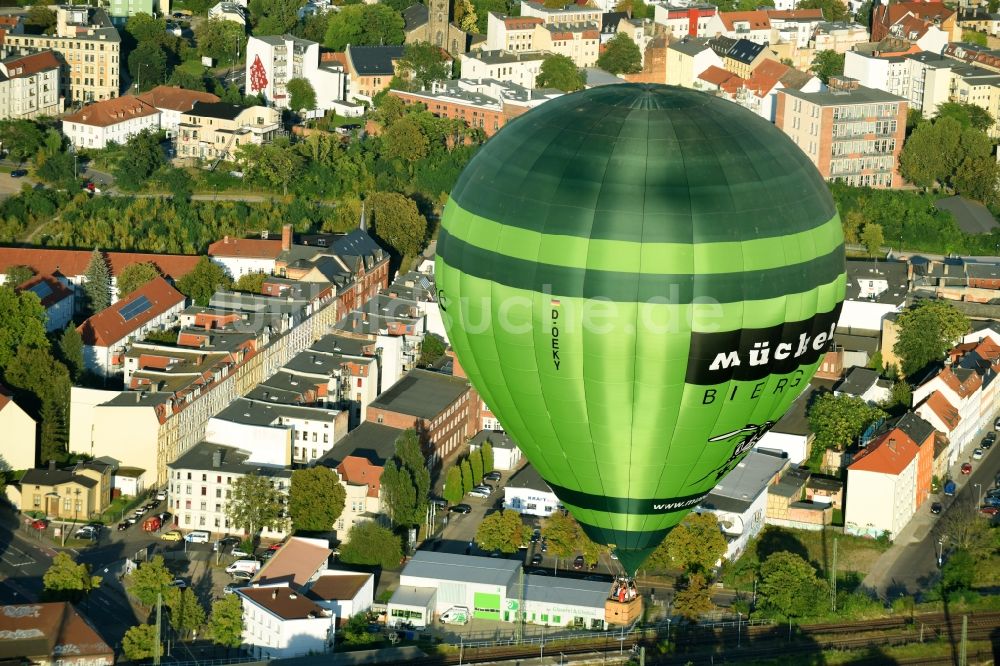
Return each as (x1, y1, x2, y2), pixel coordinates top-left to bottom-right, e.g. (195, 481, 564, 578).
(614, 548, 656, 575)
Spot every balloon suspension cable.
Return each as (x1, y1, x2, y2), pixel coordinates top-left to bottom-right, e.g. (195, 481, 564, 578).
(609, 575, 639, 604)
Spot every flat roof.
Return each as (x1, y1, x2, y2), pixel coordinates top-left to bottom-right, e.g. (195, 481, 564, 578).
(402, 551, 520, 587)
(318, 421, 404, 467)
(389, 586, 436, 607)
(370, 369, 469, 420)
(935, 196, 999, 235)
(169, 442, 292, 477)
(707, 449, 787, 504)
(523, 575, 608, 609)
(469, 429, 518, 450)
(213, 397, 338, 427)
(505, 464, 552, 493)
(780, 83, 906, 105)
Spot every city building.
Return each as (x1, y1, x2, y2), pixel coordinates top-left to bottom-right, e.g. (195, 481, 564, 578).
(306, 570, 375, 622)
(238, 585, 334, 659)
(337, 45, 404, 101)
(209, 1, 248, 26)
(167, 441, 291, 535)
(775, 77, 908, 188)
(0, 51, 61, 119)
(502, 463, 559, 516)
(718, 10, 772, 44)
(244, 35, 348, 113)
(913, 365, 985, 464)
(721, 38, 770, 78)
(754, 382, 826, 464)
(722, 57, 821, 122)
(1, 6, 121, 104)
(486, 3, 601, 67)
(844, 49, 954, 119)
(666, 37, 724, 88)
(17, 460, 112, 520)
(0, 602, 114, 665)
(459, 49, 547, 89)
(176, 101, 281, 165)
(652, 3, 721, 40)
(109, 0, 168, 25)
(871, 1, 960, 44)
(469, 429, 521, 470)
(18, 273, 74, 332)
(137, 85, 220, 135)
(402, 0, 470, 54)
(767, 8, 825, 48)
(839, 260, 908, 366)
(62, 94, 160, 149)
(833, 366, 892, 404)
(0, 384, 37, 471)
(367, 369, 476, 465)
(331, 455, 383, 537)
(256, 536, 332, 587)
(810, 21, 873, 53)
(77, 276, 186, 377)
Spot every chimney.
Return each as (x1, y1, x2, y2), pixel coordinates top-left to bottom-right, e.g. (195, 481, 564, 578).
(212, 449, 223, 468)
(272, 590, 277, 599)
(49, 460, 56, 471)
(282, 224, 292, 252)
(888, 438, 896, 452)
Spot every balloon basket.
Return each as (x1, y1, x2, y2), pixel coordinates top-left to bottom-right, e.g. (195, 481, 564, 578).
(605, 578, 642, 626)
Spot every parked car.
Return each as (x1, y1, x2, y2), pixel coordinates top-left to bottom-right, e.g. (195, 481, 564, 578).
(449, 504, 471, 514)
(973, 448, 985, 460)
(184, 530, 210, 543)
(983, 496, 1000, 508)
(158, 512, 172, 523)
(142, 516, 162, 532)
(214, 536, 240, 552)
(995, 416, 1000, 431)
(31, 518, 48, 530)
(986, 488, 1000, 499)
(230, 569, 254, 581)
(474, 483, 493, 493)
(984, 433, 997, 449)
(540, 539, 548, 553)
(144, 502, 158, 511)
(231, 546, 251, 558)
(223, 581, 248, 595)
(528, 568, 548, 575)
(134, 506, 147, 517)
(573, 555, 585, 570)
(170, 578, 188, 589)
(930, 502, 943, 515)
(125, 516, 139, 526)
(962, 462, 973, 475)
(161, 530, 183, 541)
(267, 542, 283, 552)
(10, 169, 27, 178)
(944, 479, 957, 496)
(468, 489, 490, 499)
(74, 526, 96, 539)
(530, 553, 542, 565)
(980, 506, 999, 516)
(117, 522, 129, 531)
(155, 490, 168, 501)
(484, 471, 501, 482)
(530, 528, 540, 543)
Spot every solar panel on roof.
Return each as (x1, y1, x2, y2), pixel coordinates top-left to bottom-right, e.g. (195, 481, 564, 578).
(119, 295, 153, 322)
(28, 281, 53, 300)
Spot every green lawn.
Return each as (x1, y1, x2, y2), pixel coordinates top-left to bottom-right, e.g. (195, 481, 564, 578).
(175, 59, 208, 76)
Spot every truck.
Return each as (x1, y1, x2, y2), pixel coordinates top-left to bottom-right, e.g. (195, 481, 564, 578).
(142, 516, 162, 532)
(943, 479, 957, 497)
(439, 606, 470, 625)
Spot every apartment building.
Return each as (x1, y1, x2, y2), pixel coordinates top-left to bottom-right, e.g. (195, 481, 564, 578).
(238, 586, 334, 659)
(62, 94, 160, 149)
(844, 49, 954, 119)
(810, 21, 872, 53)
(245, 35, 347, 112)
(109, 0, 168, 26)
(336, 44, 404, 101)
(718, 10, 772, 44)
(2, 6, 120, 104)
(1, 384, 37, 471)
(176, 101, 281, 164)
(459, 49, 547, 89)
(518, 1, 601, 26)
(0, 51, 61, 119)
(652, 3, 721, 40)
(137, 84, 220, 135)
(776, 78, 908, 189)
(484, 11, 599, 67)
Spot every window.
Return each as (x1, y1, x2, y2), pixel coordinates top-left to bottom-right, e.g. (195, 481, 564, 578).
(216, 489, 222, 498)
(187, 472, 191, 480)
(185, 500, 192, 509)
(200, 502, 207, 511)
(185, 485, 191, 495)
(201, 487, 207, 496)
(217, 476, 222, 483)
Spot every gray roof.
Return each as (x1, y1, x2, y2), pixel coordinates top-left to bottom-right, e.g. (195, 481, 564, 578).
(779, 83, 907, 105)
(523, 575, 608, 609)
(708, 449, 787, 505)
(771, 380, 836, 436)
(184, 101, 248, 121)
(370, 369, 469, 420)
(402, 552, 520, 587)
(348, 45, 406, 76)
(583, 68, 627, 87)
(464, 49, 548, 64)
(935, 196, 999, 235)
(845, 260, 909, 304)
(769, 466, 810, 497)
(669, 37, 713, 56)
(310, 334, 372, 357)
(389, 586, 436, 607)
(21, 468, 97, 488)
(284, 349, 344, 376)
(966, 263, 1000, 280)
(904, 51, 955, 69)
(726, 38, 766, 64)
(402, 3, 428, 30)
(102, 391, 173, 408)
(318, 421, 403, 467)
(833, 366, 880, 397)
(833, 332, 880, 353)
(168, 442, 292, 478)
(470, 429, 518, 450)
(894, 411, 935, 446)
(505, 463, 552, 492)
(699, 493, 752, 513)
(213, 397, 338, 427)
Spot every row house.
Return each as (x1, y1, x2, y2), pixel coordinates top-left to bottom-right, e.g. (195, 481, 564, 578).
(871, 1, 960, 45)
(913, 361, 986, 466)
(844, 49, 954, 120)
(62, 94, 159, 150)
(0, 50, 61, 120)
(459, 49, 547, 89)
(652, 3, 720, 40)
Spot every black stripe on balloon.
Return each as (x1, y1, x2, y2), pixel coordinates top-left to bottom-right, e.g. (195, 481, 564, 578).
(546, 480, 710, 516)
(437, 227, 845, 305)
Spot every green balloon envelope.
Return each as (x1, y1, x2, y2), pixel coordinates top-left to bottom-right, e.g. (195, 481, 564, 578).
(436, 84, 846, 573)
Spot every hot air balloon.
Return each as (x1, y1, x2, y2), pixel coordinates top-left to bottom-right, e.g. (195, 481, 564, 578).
(435, 84, 846, 574)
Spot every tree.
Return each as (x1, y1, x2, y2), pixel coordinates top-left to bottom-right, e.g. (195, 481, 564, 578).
(941, 548, 976, 592)
(419, 333, 446, 366)
(128, 41, 168, 91)
(82, 248, 111, 313)
(42, 552, 101, 602)
(397, 42, 450, 90)
(673, 573, 714, 620)
(654, 512, 727, 574)
(536, 54, 586, 92)
(541, 512, 579, 563)
(368, 191, 428, 258)
(597, 33, 643, 75)
(195, 18, 245, 66)
(899, 119, 947, 188)
(126, 12, 167, 44)
(443, 465, 463, 504)
(893, 299, 969, 376)
(165, 587, 206, 638)
(226, 473, 283, 538)
(887, 380, 912, 409)
(807, 393, 886, 452)
(481, 441, 494, 473)
(460, 458, 474, 494)
(35, 150, 76, 189)
(122, 624, 160, 662)
(58, 325, 84, 381)
(338, 520, 403, 568)
(860, 223, 884, 258)
(124, 555, 174, 607)
(289, 466, 346, 532)
(4, 265, 34, 287)
(5, 346, 71, 463)
(476, 509, 528, 553)
(757, 551, 828, 618)
(0, 286, 48, 369)
(469, 448, 484, 486)
(395, 429, 430, 522)
(233, 272, 267, 294)
(287, 78, 318, 114)
(324, 4, 405, 50)
(954, 156, 1000, 205)
(234, 140, 302, 195)
(177, 256, 232, 306)
(208, 595, 244, 648)
(117, 261, 161, 300)
(855, 0, 872, 26)
(382, 117, 429, 164)
(811, 50, 845, 84)
(250, 0, 301, 35)
(456, 0, 478, 33)
(936, 101, 995, 133)
(0, 120, 44, 163)
(797, 0, 849, 20)
(113, 130, 165, 191)
(169, 67, 208, 91)
(26, 0, 56, 32)
(543, 0, 566, 7)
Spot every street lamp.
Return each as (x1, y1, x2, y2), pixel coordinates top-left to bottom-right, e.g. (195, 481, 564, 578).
(937, 537, 946, 568)
(974, 483, 983, 505)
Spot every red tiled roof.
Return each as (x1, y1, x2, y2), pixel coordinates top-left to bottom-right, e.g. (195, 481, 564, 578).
(503, 16, 543, 29)
(239, 586, 328, 621)
(208, 237, 283, 259)
(255, 537, 332, 588)
(922, 391, 961, 431)
(849, 428, 920, 475)
(938, 366, 982, 397)
(337, 454, 383, 498)
(137, 85, 220, 112)
(0, 602, 114, 661)
(0, 247, 201, 280)
(766, 8, 823, 20)
(0, 51, 60, 79)
(745, 58, 790, 97)
(18, 273, 73, 308)
(698, 65, 738, 86)
(887, 1, 954, 23)
(77, 277, 185, 347)
(63, 95, 159, 128)
(0, 383, 12, 412)
(719, 10, 771, 31)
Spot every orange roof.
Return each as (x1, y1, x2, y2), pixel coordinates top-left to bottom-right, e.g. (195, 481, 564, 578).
(767, 8, 824, 20)
(0, 383, 12, 412)
(63, 95, 159, 128)
(0, 247, 200, 280)
(922, 391, 960, 431)
(887, 1, 954, 23)
(698, 65, 739, 86)
(0, 51, 59, 79)
(208, 237, 283, 259)
(719, 10, 770, 31)
(849, 428, 920, 475)
(137, 85, 220, 112)
(337, 455, 383, 498)
(745, 58, 790, 97)
(18, 273, 73, 308)
(504, 16, 543, 29)
(937, 366, 982, 398)
(255, 537, 332, 588)
(77, 277, 185, 347)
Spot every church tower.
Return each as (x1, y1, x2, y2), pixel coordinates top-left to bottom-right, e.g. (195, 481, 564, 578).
(427, 0, 450, 48)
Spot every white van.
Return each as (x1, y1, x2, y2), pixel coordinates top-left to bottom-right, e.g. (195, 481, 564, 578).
(184, 530, 210, 543)
(439, 606, 470, 625)
(226, 560, 260, 574)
